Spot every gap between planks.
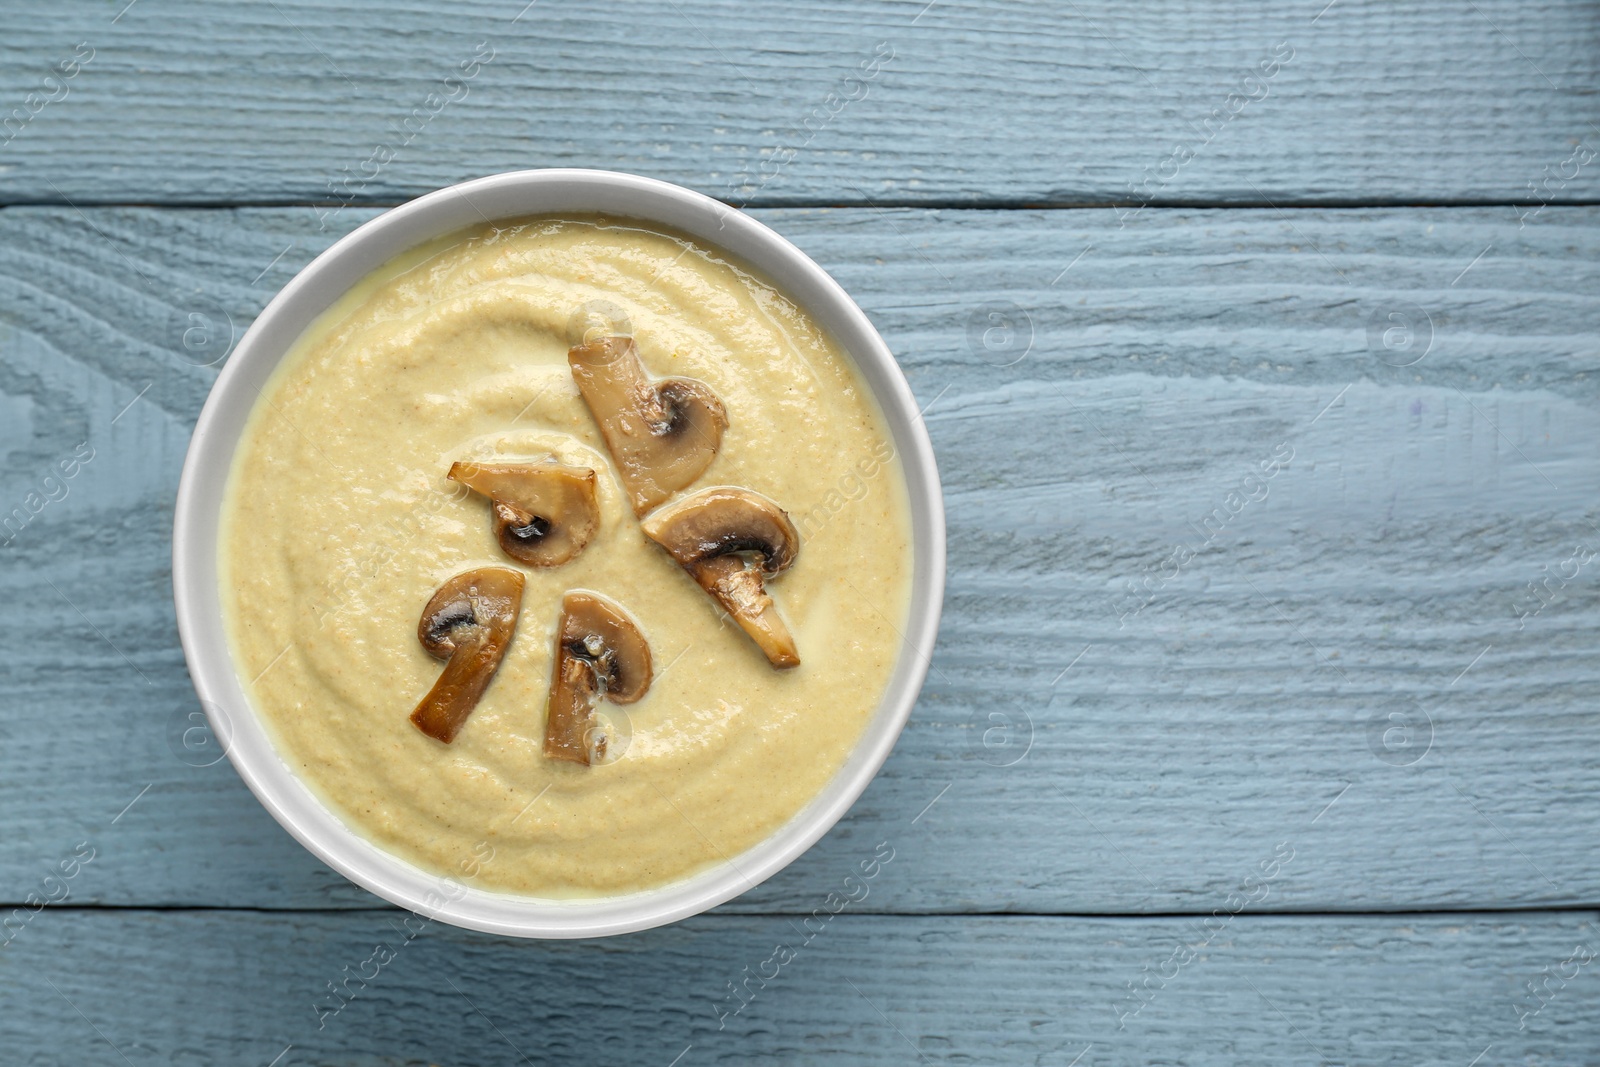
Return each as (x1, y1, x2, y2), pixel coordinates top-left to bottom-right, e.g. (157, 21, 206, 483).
(13, 904, 1600, 918)
(2, 197, 1600, 212)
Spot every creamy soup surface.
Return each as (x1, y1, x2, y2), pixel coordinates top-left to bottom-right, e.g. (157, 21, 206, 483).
(221, 216, 913, 896)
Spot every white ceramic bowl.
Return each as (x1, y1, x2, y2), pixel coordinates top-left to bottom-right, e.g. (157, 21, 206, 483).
(172, 169, 945, 938)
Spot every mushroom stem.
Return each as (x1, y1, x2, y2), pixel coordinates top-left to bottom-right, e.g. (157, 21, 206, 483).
(688, 555, 801, 670)
(410, 568, 525, 744)
(544, 646, 604, 764)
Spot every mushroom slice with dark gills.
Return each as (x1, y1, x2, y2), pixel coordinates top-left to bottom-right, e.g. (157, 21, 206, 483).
(568, 335, 728, 515)
(410, 567, 525, 744)
(641, 487, 801, 669)
(545, 591, 653, 765)
(448, 460, 599, 567)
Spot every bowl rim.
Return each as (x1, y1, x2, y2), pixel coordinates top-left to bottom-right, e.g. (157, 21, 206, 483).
(172, 168, 946, 938)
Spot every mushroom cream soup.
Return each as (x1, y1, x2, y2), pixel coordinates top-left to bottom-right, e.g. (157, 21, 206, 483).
(220, 216, 913, 897)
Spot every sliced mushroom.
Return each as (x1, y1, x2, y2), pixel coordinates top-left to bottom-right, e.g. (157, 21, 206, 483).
(448, 460, 599, 567)
(641, 487, 801, 669)
(410, 568, 525, 744)
(568, 335, 728, 515)
(545, 591, 653, 765)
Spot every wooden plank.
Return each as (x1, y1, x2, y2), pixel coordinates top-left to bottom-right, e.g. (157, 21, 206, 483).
(1, 205, 1598, 912)
(0, 0, 1597, 206)
(0, 910, 1595, 1064)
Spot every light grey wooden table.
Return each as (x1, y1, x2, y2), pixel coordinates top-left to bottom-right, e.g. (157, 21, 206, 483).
(1, 2, 1597, 1063)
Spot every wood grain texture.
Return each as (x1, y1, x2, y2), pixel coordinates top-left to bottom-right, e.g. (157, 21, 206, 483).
(0, 0, 1597, 206)
(1, 204, 1597, 913)
(1, 910, 1595, 1065)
